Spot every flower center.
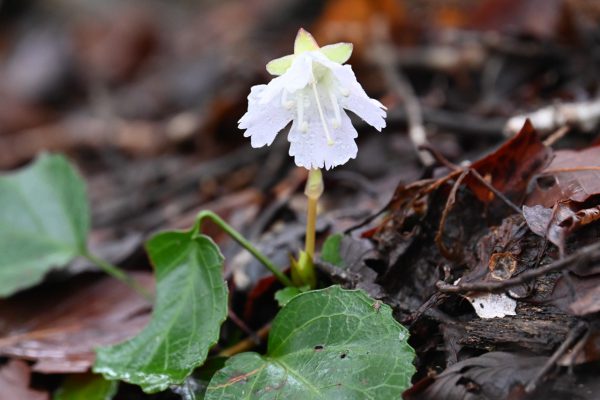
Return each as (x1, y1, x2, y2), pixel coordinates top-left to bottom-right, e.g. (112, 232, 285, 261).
(309, 71, 335, 146)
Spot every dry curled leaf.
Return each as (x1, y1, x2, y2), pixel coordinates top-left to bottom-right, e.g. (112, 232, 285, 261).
(526, 146, 600, 207)
(523, 202, 600, 254)
(467, 120, 550, 205)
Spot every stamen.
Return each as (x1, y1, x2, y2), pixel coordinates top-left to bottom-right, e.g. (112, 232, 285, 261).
(311, 80, 334, 146)
(282, 91, 294, 110)
(297, 93, 307, 132)
(328, 89, 342, 129)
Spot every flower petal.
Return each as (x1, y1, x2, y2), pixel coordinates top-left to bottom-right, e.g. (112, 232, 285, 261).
(239, 85, 293, 148)
(288, 102, 358, 170)
(259, 54, 312, 104)
(324, 63, 387, 131)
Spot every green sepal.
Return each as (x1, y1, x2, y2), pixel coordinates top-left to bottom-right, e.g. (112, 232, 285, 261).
(320, 43, 353, 64)
(266, 54, 295, 76)
(294, 28, 319, 54)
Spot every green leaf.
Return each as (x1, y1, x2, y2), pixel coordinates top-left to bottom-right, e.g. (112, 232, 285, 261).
(320, 43, 353, 64)
(94, 231, 228, 393)
(274, 286, 304, 307)
(320, 233, 344, 267)
(0, 153, 89, 297)
(54, 374, 117, 400)
(174, 357, 228, 400)
(206, 286, 415, 399)
(266, 54, 295, 76)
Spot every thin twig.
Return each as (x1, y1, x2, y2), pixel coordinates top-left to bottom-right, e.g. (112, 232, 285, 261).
(436, 241, 600, 293)
(466, 168, 522, 214)
(228, 309, 260, 344)
(371, 22, 434, 167)
(435, 169, 470, 259)
(543, 125, 570, 146)
(525, 321, 588, 393)
(343, 203, 388, 234)
(418, 144, 461, 171)
(419, 144, 522, 214)
(218, 323, 271, 357)
(565, 328, 591, 372)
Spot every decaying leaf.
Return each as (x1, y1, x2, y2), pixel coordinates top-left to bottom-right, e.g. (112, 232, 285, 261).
(0, 360, 49, 400)
(526, 146, 600, 207)
(569, 284, 600, 316)
(403, 352, 547, 400)
(467, 120, 550, 205)
(523, 145, 600, 252)
(523, 202, 600, 253)
(546, 273, 600, 316)
(0, 273, 152, 373)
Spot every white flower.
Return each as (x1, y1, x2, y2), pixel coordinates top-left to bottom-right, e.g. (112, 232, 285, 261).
(238, 28, 386, 170)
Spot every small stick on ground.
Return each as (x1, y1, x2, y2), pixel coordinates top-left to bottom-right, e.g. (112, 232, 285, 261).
(525, 321, 588, 393)
(436, 241, 600, 293)
(371, 21, 434, 167)
(218, 323, 271, 357)
(466, 168, 522, 214)
(419, 144, 522, 214)
(543, 125, 570, 146)
(435, 169, 470, 259)
(228, 309, 260, 345)
(418, 144, 461, 171)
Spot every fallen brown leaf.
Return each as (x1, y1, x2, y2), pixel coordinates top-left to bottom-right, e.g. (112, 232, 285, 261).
(0, 360, 48, 400)
(526, 146, 600, 207)
(468, 120, 550, 205)
(523, 202, 600, 254)
(547, 273, 600, 316)
(0, 273, 152, 373)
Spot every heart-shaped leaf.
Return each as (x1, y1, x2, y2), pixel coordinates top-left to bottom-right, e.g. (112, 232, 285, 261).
(274, 286, 304, 307)
(0, 154, 89, 297)
(94, 231, 228, 393)
(206, 286, 415, 399)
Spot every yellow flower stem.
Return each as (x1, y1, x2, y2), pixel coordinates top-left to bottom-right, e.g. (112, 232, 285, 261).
(305, 196, 318, 259)
(304, 169, 324, 258)
(300, 168, 324, 289)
